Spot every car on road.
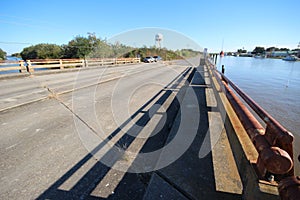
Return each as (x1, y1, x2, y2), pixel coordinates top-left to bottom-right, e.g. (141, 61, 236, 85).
(153, 56, 162, 62)
(143, 56, 155, 63)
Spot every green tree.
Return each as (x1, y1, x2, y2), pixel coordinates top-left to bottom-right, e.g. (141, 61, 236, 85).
(63, 34, 105, 58)
(266, 47, 279, 52)
(279, 48, 290, 51)
(237, 49, 247, 53)
(0, 48, 7, 60)
(11, 52, 21, 58)
(252, 46, 265, 54)
(63, 36, 91, 58)
(21, 44, 62, 60)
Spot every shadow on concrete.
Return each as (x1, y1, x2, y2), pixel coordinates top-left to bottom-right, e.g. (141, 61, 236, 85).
(37, 64, 243, 199)
(153, 65, 242, 200)
(37, 66, 193, 199)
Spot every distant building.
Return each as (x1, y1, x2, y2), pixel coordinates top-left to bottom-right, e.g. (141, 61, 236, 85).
(270, 51, 288, 57)
(269, 50, 298, 57)
(239, 52, 253, 57)
(289, 50, 299, 56)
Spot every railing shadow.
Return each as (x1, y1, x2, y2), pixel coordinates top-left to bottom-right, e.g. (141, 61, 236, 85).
(37, 63, 249, 199)
(37, 66, 193, 199)
(154, 65, 242, 199)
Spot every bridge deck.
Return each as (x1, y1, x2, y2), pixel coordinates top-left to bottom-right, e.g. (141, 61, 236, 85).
(0, 61, 280, 199)
(144, 64, 243, 199)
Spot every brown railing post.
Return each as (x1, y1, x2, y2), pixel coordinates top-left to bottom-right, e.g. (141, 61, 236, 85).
(278, 176, 300, 200)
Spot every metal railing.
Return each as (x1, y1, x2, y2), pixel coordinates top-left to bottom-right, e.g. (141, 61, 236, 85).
(206, 58, 300, 199)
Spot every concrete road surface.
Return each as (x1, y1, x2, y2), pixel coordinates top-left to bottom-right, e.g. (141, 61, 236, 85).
(0, 61, 193, 199)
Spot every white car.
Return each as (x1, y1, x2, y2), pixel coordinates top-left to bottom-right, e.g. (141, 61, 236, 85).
(143, 56, 155, 63)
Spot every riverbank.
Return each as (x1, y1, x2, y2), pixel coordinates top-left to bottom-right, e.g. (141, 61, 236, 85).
(229, 54, 300, 61)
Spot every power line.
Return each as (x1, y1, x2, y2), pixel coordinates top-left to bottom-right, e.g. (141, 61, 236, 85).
(0, 41, 32, 45)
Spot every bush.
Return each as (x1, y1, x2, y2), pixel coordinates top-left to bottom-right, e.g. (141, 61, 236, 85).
(0, 48, 7, 60)
(21, 44, 62, 60)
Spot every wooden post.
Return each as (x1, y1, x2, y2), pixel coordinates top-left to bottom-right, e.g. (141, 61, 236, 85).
(59, 59, 64, 69)
(19, 60, 26, 73)
(27, 60, 33, 73)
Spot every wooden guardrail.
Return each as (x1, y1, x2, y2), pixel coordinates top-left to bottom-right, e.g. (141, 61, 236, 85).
(0, 57, 140, 74)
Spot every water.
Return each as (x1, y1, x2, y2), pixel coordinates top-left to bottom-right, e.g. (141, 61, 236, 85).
(0, 56, 47, 74)
(0, 56, 22, 74)
(216, 56, 300, 173)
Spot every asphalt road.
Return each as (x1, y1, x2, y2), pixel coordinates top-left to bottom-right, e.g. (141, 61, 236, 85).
(0, 61, 192, 199)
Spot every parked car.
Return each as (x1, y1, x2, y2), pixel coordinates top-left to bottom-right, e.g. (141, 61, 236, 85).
(143, 56, 155, 63)
(153, 56, 162, 62)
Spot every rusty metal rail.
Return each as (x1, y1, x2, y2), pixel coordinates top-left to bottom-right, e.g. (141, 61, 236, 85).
(206, 59, 300, 199)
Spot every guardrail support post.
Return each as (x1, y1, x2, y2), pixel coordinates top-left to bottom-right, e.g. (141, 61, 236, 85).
(278, 176, 300, 200)
(19, 60, 26, 73)
(59, 59, 64, 69)
(27, 60, 33, 73)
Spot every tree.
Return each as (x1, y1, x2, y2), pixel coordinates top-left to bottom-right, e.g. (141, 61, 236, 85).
(279, 48, 290, 51)
(62, 36, 90, 58)
(11, 52, 21, 58)
(252, 47, 265, 54)
(21, 44, 62, 60)
(0, 48, 7, 60)
(237, 49, 247, 53)
(63, 35, 103, 58)
(266, 47, 279, 52)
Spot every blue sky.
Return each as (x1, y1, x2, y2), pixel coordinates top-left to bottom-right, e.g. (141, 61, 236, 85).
(0, 0, 299, 54)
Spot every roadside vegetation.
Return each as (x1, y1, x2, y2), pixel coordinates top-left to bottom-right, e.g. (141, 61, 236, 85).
(9, 34, 200, 61)
(123, 47, 199, 61)
(0, 48, 7, 60)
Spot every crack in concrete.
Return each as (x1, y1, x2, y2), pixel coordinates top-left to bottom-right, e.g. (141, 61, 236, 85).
(45, 86, 100, 139)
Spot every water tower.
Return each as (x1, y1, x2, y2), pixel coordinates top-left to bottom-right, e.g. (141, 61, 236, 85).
(155, 33, 163, 49)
